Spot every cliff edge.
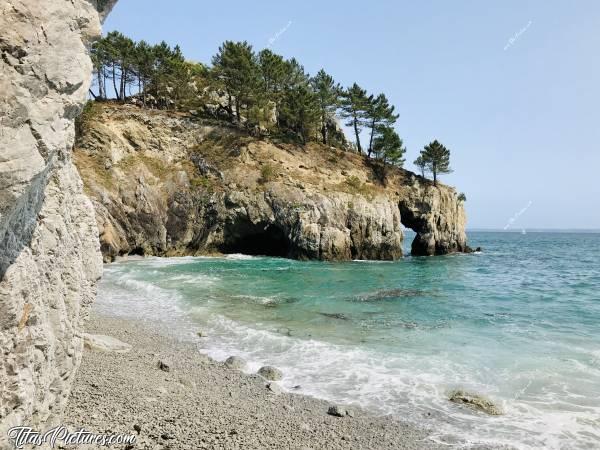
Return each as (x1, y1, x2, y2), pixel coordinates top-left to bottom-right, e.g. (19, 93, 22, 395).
(75, 104, 470, 262)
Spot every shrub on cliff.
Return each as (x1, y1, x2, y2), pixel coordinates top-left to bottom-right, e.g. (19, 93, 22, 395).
(260, 163, 277, 183)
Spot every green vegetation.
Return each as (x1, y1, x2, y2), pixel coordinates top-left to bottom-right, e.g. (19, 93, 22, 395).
(371, 125, 406, 181)
(91, 32, 458, 185)
(458, 192, 467, 202)
(260, 163, 277, 183)
(415, 140, 452, 185)
(413, 155, 427, 178)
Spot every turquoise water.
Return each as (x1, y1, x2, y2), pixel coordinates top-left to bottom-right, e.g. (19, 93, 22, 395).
(97, 232, 600, 449)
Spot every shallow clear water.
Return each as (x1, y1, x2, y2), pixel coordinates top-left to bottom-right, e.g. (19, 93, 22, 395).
(97, 232, 600, 449)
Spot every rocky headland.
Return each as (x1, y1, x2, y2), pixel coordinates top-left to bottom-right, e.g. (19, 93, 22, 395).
(74, 103, 471, 263)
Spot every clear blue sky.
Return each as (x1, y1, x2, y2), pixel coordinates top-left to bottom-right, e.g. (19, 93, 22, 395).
(104, 0, 600, 229)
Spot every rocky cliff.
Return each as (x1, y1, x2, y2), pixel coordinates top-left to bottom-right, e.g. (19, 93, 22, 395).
(0, 0, 115, 444)
(75, 104, 470, 262)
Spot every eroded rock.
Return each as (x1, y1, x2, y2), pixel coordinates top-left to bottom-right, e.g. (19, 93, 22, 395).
(448, 390, 503, 416)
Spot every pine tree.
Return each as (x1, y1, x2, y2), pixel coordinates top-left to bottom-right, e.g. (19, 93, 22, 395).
(372, 125, 406, 180)
(310, 69, 341, 145)
(366, 94, 399, 157)
(134, 40, 154, 105)
(418, 140, 452, 185)
(279, 81, 319, 144)
(339, 83, 370, 153)
(212, 41, 261, 122)
(413, 155, 427, 178)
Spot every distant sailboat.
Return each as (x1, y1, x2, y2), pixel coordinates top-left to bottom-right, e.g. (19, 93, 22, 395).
(521, 229, 527, 235)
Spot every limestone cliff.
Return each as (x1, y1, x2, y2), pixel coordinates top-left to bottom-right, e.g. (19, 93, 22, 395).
(0, 0, 115, 444)
(75, 104, 470, 262)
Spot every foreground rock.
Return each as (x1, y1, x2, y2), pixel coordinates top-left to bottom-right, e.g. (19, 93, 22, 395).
(83, 334, 132, 353)
(328, 405, 354, 418)
(0, 0, 116, 443)
(74, 104, 472, 261)
(258, 366, 284, 381)
(225, 356, 247, 370)
(448, 390, 503, 416)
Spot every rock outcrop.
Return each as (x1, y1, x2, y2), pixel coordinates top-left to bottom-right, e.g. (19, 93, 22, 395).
(399, 180, 469, 256)
(75, 104, 470, 261)
(0, 0, 115, 443)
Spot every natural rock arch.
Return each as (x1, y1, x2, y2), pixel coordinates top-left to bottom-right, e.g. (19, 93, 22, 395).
(399, 181, 470, 256)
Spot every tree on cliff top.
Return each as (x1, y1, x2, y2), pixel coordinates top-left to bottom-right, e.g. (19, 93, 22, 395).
(212, 41, 261, 123)
(339, 83, 370, 153)
(413, 155, 427, 177)
(418, 140, 452, 185)
(372, 125, 406, 181)
(366, 94, 399, 158)
(310, 69, 341, 145)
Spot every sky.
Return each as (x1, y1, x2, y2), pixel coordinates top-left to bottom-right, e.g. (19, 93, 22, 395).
(104, 0, 600, 229)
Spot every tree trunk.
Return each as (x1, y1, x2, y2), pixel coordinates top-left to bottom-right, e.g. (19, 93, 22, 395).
(368, 119, 375, 157)
(119, 67, 126, 101)
(353, 116, 362, 153)
(96, 65, 105, 99)
(102, 68, 108, 99)
(111, 64, 118, 100)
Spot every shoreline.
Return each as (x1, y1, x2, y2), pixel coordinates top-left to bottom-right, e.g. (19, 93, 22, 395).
(63, 310, 440, 449)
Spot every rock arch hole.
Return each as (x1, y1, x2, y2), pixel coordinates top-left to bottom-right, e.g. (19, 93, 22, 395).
(399, 202, 429, 256)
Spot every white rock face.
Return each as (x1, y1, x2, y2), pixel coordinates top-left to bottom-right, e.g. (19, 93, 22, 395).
(0, 0, 116, 444)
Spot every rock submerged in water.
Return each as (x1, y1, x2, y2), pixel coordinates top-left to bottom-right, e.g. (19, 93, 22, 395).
(257, 366, 283, 381)
(319, 312, 349, 320)
(448, 390, 503, 416)
(224, 356, 247, 371)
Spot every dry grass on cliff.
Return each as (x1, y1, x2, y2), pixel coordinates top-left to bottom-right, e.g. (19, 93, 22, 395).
(75, 103, 428, 203)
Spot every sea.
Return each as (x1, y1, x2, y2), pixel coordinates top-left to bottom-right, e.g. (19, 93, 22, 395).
(94, 231, 600, 449)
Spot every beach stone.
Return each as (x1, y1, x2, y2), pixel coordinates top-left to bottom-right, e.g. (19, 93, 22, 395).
(327, 405, 347, 417)
(158, 360, 172, 372)
(257, 366, 283, 381)
(448, 390, 503, 415)
(83, 334, 132, 353)
(266, 383, 282, 395)
(225, 356, 247, 370)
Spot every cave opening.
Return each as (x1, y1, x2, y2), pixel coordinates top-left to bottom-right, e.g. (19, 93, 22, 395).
(220, 219, 291, 257)
(399, 202, 428, 256)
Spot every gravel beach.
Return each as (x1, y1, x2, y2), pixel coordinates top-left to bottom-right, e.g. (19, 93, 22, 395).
(63, 312, 440, 449)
